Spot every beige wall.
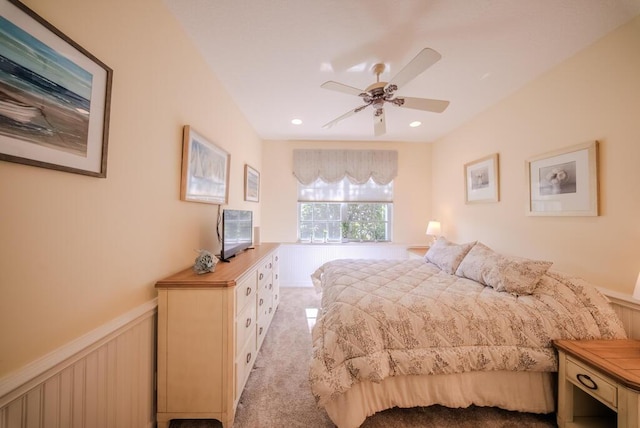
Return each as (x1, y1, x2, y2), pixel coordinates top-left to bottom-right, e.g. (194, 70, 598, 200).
(431, 15, 640, 293)
(0, 0, 262, 376)
(261, 140, 433, 245)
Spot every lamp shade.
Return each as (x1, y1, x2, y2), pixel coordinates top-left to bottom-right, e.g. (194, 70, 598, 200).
(633, 272, 640, 300)
(426, 221, 441, 236)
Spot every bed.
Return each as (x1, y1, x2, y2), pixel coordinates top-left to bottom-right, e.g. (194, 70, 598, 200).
(309, 239, 627, 428)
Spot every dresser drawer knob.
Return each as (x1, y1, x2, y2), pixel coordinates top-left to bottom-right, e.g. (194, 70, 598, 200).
(576, 373, 598, 390)
(259, 273, 264, 280)
(259, 298, 264, 306)
(245, 287, 252, 296)
(259, 327, 263, 335)
(245, 318, 252, 328)
(246, 353, 252, 364)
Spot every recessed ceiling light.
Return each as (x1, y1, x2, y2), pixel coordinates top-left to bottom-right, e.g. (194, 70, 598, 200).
(320, 63, 333, 72)
(291, 119, 302, 125)
(409, 121, 422, 128)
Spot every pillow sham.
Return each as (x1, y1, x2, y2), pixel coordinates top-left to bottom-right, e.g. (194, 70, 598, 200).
(424, 237, 476, 274)
(454, 242, 552, 295)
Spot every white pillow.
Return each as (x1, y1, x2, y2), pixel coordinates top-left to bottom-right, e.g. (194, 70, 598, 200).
(424, 237, 476, 275)
(455, 242, 552, 295)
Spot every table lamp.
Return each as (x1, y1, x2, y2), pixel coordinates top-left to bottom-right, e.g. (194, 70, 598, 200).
(426, 221, 441, 244)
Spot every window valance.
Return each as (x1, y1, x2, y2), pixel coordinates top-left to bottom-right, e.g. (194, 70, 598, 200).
(293, 149, 398, 185)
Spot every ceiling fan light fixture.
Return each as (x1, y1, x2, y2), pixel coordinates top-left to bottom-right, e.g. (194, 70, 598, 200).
(319, 48, 449, 136)
(291, 118, 303, 125)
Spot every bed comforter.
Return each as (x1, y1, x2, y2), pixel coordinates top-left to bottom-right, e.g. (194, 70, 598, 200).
(309, 259, 626, 407)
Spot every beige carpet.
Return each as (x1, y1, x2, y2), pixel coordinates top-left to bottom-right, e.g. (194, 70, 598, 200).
(170, 287, 557, 428)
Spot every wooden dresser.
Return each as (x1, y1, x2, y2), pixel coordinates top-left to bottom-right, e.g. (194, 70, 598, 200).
(155, 243, 280, 428)
(554, 339, 640, 428)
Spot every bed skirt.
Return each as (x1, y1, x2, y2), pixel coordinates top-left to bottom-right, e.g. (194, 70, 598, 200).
(322, 370, 556, 428)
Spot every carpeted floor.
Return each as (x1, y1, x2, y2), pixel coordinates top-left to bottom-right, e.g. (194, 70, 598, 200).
(170, 287, 557, 428)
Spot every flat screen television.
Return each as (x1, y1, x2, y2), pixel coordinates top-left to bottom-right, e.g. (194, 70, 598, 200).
(220, 209, 253, 261)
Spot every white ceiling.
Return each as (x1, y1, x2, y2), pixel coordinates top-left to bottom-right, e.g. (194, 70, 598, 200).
(163, 0, 640, 143)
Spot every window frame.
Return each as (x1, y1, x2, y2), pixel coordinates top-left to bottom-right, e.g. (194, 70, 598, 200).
(297, 201, 393, 243)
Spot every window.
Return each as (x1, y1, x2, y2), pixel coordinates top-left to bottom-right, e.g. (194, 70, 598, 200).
(298, 177, 393, 243)
(292, 149, 397, 243)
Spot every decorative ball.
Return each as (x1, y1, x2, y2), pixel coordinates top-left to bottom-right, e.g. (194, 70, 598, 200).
(193, 250, 217, 274)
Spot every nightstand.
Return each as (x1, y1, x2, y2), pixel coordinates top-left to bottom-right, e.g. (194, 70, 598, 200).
(554, 339, 640, 428)
(407, 246, 429, 259)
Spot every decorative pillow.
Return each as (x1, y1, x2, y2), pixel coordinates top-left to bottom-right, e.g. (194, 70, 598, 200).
(424, 237, 476, 274)
(455, 242, 552, 295)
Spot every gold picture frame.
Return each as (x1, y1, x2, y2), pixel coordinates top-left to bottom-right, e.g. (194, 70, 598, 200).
(180, 125, 229, 204)
(464, 153, 499, 203)
(525, 141, 599, 216)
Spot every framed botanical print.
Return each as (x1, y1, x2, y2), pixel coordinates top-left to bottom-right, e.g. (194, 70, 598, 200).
(464, 153, 499, 203)
(526, 141, 598, 216)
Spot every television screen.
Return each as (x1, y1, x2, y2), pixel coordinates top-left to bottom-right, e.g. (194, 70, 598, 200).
(221, 209, 253, 261)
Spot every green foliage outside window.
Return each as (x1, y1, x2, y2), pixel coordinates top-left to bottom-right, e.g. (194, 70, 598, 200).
(299, 203, 391, 242)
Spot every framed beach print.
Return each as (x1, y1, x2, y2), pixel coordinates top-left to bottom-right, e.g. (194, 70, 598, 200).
(0, 0, 113, 177)
(180, 125, 230, 204)
(244, 164, 259, 202)
(526, 141, 599, 216)
(464, 153, 499, 203)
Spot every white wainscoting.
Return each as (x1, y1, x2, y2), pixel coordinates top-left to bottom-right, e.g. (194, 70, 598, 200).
(599, 288, 640, 339)
(278, 243, 412, 287)
(0, 299, 157, 428)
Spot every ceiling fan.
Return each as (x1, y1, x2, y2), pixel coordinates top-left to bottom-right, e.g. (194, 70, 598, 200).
(321, 48, 450, 137)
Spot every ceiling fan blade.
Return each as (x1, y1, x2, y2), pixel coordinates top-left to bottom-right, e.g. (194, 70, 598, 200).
(321, 81, 365, 96)
(387, 48, 441, 89)
(322, 105, 368, 129)
(397, 96, 450, 113)
(373, 111, 386, 137)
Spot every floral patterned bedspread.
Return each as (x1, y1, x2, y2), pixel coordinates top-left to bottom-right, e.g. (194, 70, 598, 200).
(309, 259, 626, 406)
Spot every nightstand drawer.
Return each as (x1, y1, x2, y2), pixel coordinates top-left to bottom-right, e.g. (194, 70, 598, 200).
(567, 357, 617, 409)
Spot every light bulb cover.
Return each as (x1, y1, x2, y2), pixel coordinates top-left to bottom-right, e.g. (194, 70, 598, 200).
(426, 221, 441, 236)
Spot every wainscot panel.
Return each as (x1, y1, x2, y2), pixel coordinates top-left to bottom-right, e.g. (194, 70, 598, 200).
(0, 299, 157, 428)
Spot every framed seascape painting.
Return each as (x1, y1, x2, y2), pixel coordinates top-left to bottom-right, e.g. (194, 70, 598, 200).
(526, 141, 599, 216)
(180, 125, 230, 205)
(464, 153, 499, 203)
(244, 164, 259, 202)
(0, 0, 113, 177)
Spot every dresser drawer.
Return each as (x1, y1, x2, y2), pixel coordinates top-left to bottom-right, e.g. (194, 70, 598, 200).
(272, 281, 279, 308)
(235, 299, 256, 354)
(235, 333, 257, 402)
(257, 257, 273, 287)
(235, 273, 257, 315)
(566, 357, 617, 409)
(257, 291, 272, 320)
(257, 311, 270, 349)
